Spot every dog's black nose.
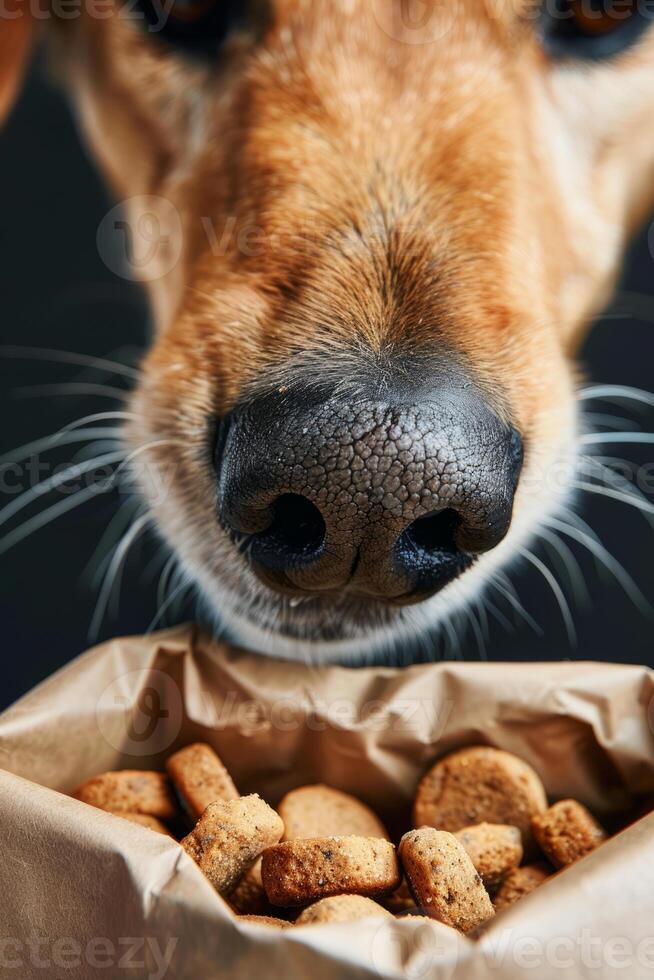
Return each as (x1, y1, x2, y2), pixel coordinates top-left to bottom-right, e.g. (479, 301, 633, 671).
(217, 381, 522, 604)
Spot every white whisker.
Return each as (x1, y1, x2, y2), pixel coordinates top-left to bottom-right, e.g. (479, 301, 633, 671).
(157, 553, 178, 611)
(536, 527, 590, 608)
(558, 504, 604, 546)
(556, 505, 608, 580)
(139, 542, 173, 586)
(441, 614, 462, 660)
(483, 596, 513, 633)
(111, 439, 184, 483)
(0, 484, 105, 556)
(0, 345, 140, 381)
(86, 497, 146, 587)
(489, 573, 543, 635)
(579, 457, 654, 530)
(582, 412, 639, 432)
(473, 596, 490, 641)
(13, 383, 131, 401)
(74, 439, 123, 463)
(59, 411, 136, 433)
(467, 606, 487, 659)
(0, 450, 125, 531)
(0, 428, 124, 465)
(544, 515, 650, 616)
(147, 576, 192, 634)
(169, 575, 195, 624)
(572, 480, 654, 515)
(580, 432, 654, 446)
(578, 384, 654, 410)
(517, 546, 576, 645)
(89, 513, 152, 640)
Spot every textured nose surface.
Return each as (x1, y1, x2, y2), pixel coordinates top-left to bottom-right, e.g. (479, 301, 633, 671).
(218, 386, 522, 603)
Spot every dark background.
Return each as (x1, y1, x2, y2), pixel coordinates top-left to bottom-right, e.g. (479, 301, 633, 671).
(1, 57, 653, 709)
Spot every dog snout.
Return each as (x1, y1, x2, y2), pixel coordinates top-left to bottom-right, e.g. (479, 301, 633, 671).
(217, 380, 523, 604)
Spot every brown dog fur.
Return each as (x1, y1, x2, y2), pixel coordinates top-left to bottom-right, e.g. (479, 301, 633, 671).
(3, 1, 654, 656)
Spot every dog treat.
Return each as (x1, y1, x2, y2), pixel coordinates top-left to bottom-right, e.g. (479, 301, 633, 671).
(239, 915, 290, 929)
(413, 746, 547, 847)
(454, 823, 523, 888)
(493, 863, 551, 910)
(74, 770, 177, 820)
(112, 812, 174, 836)
(228, 858, 269, 916)
(69, 736, 631, 940)
(399, 828, 495, 933)
(261, 836, 401, 907)
(167, 742, 239, 822)
(278, 784, 388, 841)
(296, 895, 393, 925)
(532, 800, 606, 868)
(182, 795, 284, 895)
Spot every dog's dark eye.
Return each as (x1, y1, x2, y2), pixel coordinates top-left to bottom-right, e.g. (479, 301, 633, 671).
(541, 0, 651, 59)
(135, 0, 242, 53)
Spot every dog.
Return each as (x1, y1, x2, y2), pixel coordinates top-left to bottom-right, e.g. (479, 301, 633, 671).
(2, 0, 654, 661)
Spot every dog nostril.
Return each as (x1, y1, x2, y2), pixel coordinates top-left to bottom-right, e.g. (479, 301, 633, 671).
(394, 508, 472, 599)
(270, 494, 325, 552)
(250, 494, 326, 569)
(400, 509, 461, 557)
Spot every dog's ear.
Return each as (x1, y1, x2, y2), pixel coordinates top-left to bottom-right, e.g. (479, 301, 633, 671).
(0, 6, 33, 125)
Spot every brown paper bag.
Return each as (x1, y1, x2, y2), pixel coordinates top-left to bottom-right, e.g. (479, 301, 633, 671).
(0, 623, 653, 979)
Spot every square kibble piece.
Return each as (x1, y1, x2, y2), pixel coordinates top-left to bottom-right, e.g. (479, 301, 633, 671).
(532, 799, 606, 868)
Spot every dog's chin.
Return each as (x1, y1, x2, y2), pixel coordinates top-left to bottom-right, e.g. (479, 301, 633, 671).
(198, 561, 494, 664)
(208, 590, 410, 663)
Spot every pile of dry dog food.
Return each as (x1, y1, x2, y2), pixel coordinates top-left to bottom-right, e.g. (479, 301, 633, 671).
(72, 744, 609, 932)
